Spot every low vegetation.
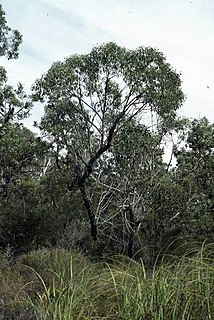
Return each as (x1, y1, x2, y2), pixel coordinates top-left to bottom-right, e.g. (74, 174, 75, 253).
(0, 243, 213, 319)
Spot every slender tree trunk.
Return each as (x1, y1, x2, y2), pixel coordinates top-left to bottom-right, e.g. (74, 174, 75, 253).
(79, 185, 97, 241)
(127, 205, 135, 258)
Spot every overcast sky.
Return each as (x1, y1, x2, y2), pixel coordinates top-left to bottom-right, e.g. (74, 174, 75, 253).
(1, 0, 214, 128)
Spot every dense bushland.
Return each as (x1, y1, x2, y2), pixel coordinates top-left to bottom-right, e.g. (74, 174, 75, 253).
(0, 4, 214, 318)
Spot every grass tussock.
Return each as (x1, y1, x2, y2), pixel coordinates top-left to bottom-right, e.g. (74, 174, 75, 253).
(0, 243, 213, 319)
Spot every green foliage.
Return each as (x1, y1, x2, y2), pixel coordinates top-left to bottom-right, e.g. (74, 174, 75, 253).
(34, 42, 184, 138)
(188, 117, 214, 152)
(0, 4, 22, 60)
(0, 124, 46, 180)
(0, 5, 28, 125)
(0, 79, 32, 124)
(32, 42, 184, 177)
(174, 117, 214, 237)
(0, 124, 50, 252)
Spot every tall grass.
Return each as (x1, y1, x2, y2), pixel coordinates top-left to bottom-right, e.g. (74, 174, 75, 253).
(0, 243, 213, 319)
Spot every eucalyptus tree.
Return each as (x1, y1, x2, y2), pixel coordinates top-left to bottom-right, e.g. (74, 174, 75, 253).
(33, 42, 184, 242)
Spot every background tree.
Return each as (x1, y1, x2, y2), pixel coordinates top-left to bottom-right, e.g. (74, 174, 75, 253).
(173, 117, 214, 239)
(0, 5, 51, 253)
(0, 122, 51, 253)
(0, 4, 27, 125)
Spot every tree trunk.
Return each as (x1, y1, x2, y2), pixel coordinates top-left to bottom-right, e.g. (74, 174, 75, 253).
(127, 205, 135, 258)
(79, 185, 97, 241)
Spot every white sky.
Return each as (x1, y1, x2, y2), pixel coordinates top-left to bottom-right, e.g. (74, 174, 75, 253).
(1, 0, 214, 129)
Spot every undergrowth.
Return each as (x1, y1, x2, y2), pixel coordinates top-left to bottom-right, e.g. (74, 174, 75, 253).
(0, 242, 213, 319)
